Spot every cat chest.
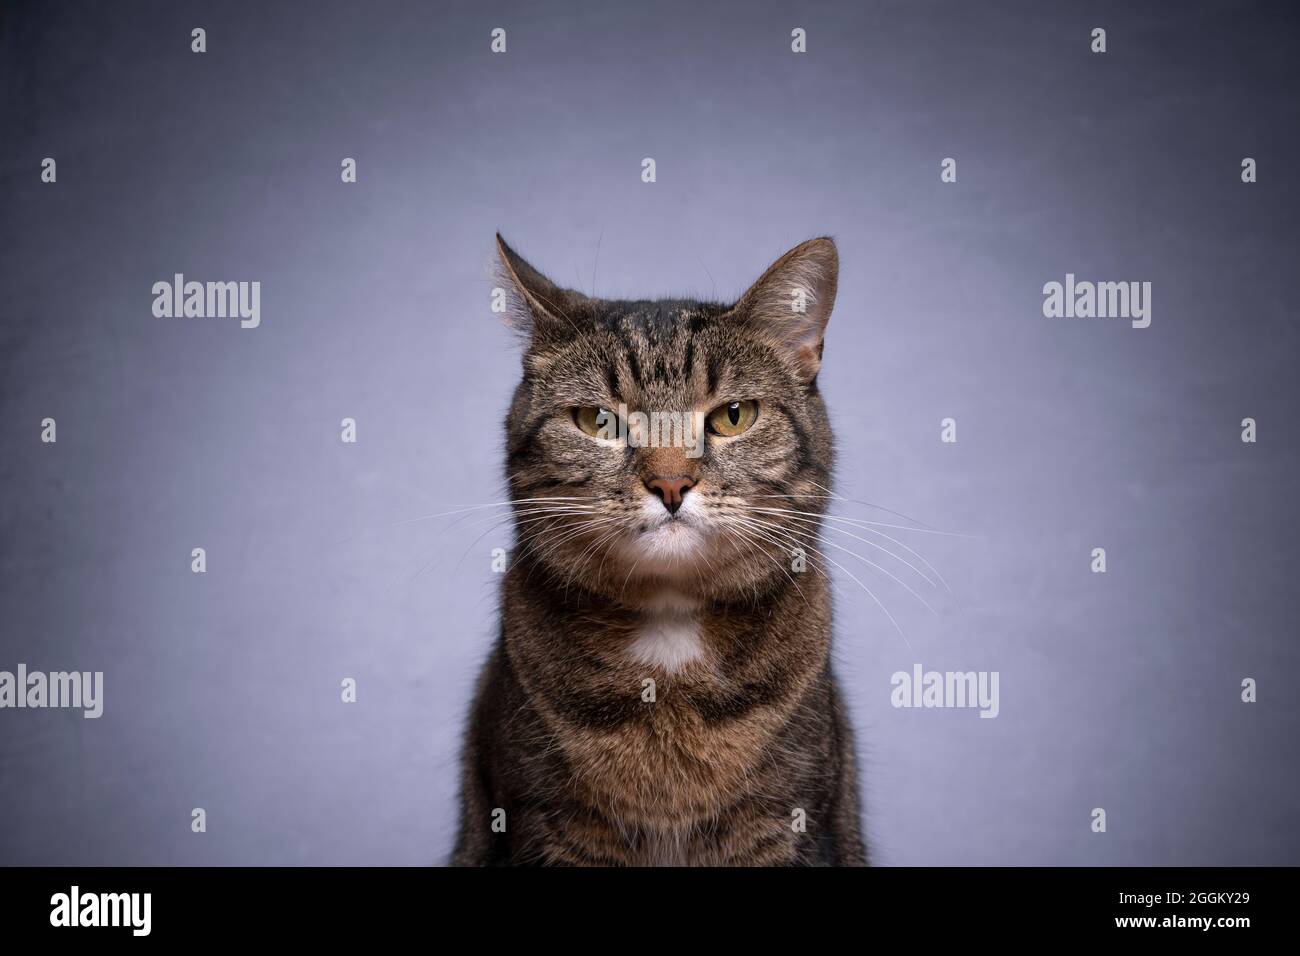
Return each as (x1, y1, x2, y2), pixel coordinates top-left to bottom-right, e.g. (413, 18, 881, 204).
(625, 609, 706, 673)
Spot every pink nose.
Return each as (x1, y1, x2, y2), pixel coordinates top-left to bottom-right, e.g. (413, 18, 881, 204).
(645, 476, 695, 515)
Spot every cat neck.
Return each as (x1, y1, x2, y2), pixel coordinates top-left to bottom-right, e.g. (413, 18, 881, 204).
(625, 590, 705, 673)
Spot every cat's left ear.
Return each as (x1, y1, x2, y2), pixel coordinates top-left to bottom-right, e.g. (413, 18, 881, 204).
(731, 237, 838, 382)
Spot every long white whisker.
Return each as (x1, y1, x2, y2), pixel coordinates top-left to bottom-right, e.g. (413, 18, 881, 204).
(391, 497, 595, 527)
(804, 478, 947, 533)
(744, 513, 935, 613)
(748, 506, 969, 538)
(728, 514, 912, 649)
(762, 510, 946, 592)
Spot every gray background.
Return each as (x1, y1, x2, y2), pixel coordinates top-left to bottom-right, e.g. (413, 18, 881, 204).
(2, 0, 1297, 865)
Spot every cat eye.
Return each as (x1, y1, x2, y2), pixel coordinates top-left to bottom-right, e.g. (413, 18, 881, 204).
(706, 400, 758, 437)
(573, 406, 615, 437)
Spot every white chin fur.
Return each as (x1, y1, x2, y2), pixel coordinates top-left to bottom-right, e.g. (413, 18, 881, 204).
(623, 495, 708, 570)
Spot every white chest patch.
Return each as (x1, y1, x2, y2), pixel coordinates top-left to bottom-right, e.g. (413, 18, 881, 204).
(626, 607, 704, 673)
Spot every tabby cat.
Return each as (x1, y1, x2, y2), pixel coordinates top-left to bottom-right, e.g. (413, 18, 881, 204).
(452, 235, 865, 866)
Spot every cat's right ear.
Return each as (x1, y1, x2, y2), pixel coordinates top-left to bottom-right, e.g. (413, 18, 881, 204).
(494, 234, 583, 346)
(730, 237, 838, 383)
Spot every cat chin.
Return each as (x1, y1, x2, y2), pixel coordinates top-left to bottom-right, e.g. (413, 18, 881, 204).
(628, 520, 706, 563)
(599, 518, 710, 583)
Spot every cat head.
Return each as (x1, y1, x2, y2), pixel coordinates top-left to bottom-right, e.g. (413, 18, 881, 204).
(496, 234, 838, 603)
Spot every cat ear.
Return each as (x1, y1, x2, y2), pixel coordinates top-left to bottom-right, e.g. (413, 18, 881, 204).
(731, 237, 838, 382)
(495, 234, 584, 345)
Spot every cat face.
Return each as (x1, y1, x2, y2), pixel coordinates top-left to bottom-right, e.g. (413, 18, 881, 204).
(497, 236, 838, 603)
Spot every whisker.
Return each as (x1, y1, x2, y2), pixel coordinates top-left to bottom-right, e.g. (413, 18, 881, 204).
(390, 497, 596, 527)
(743, 512, 935, 611)
(564, 518, 637, 598)
(805, 478, 951, 534)
(748, 506, 969, 538)
(717, 521, 805, 601)
(727, 514, 912, 648)
(760, 510, 947, 593)
(452, 510, 609, 572)
(452, 505, 599, 533)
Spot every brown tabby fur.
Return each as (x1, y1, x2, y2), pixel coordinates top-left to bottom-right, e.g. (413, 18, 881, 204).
(452, 235, 865, 866)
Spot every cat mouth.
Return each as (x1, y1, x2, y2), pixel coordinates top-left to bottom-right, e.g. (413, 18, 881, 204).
(626, 507, 707, 564)
(639, 512, 689, 533)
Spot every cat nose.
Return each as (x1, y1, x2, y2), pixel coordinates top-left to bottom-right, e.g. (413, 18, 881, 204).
(645, 475, 695, 515)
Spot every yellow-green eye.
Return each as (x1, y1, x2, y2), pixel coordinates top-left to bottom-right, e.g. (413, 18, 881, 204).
(573, 406, 614, 437)
(706, 400, 758, 437)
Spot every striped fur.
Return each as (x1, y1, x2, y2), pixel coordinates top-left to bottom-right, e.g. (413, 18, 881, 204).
(452, 236, 865, 866)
